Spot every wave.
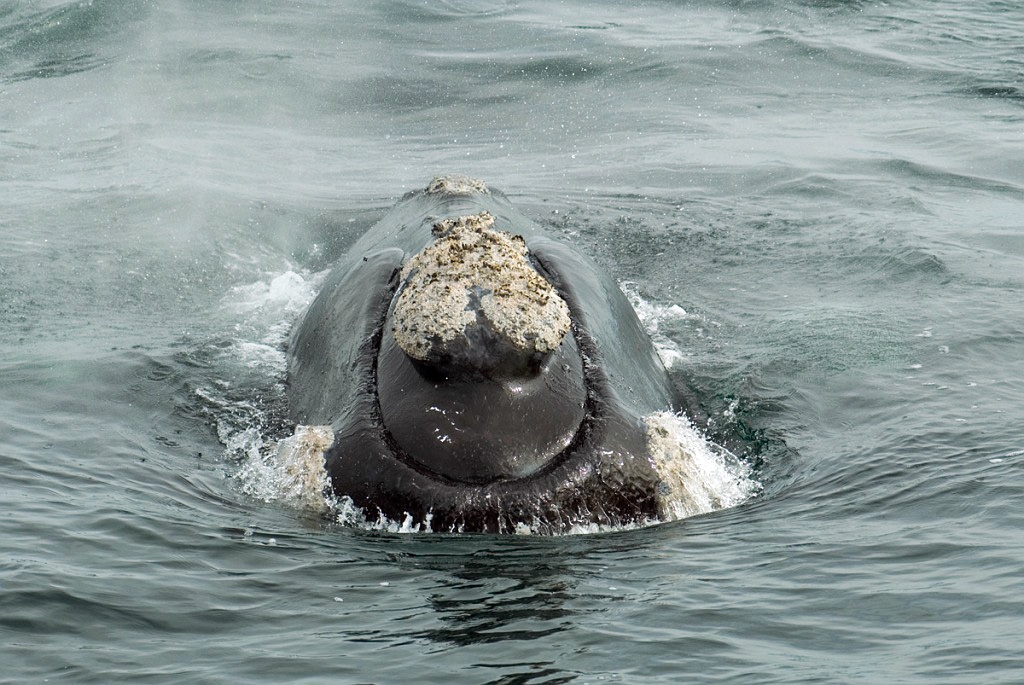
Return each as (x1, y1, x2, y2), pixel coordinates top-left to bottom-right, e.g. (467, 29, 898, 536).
(0, 0, 148, 83)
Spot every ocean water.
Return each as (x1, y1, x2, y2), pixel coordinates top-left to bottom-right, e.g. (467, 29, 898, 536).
(2, 0, 1023, 682)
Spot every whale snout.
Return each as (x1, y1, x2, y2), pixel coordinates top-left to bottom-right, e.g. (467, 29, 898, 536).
(379, 210, 587, 485)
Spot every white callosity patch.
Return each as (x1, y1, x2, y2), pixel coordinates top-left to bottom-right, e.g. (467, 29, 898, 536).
(236, 425, 335, 513)
(424, 175, 488, 196)
(644, 411, 759, 521)
(391, 211, 571, 369)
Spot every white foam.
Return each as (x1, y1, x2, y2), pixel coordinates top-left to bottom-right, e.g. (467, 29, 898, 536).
(208, 267, 326, 492)
(620, 281, 692, 369)
(235, 340, 287, 371)
(235, 424, 335, 513)
(225, 270, 320, 320)
(222, 269, 325, 357)
(333, 495, 437, 533)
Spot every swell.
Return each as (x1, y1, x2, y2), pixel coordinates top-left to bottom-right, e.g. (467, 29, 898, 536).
(0, 0, 149, 83)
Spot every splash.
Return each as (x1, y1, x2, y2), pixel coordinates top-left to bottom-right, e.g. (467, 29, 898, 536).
(235, 425, 335, 513)
(620, 281, 692, 370)
(203, 267, 330, 507)
(224, 269, 323, 353)
(644, 411, 759, 521)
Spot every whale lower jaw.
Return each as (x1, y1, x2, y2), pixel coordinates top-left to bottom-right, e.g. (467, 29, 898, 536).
(270, 407, 758, 535)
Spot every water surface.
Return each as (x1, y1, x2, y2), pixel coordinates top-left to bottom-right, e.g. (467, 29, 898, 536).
(2, 0, 1023, 682)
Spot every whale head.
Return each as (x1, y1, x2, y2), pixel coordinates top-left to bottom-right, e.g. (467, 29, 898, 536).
(287, 176, 678, 532)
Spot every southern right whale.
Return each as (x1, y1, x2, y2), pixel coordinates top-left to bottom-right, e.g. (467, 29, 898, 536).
(285, 176, 728, 533)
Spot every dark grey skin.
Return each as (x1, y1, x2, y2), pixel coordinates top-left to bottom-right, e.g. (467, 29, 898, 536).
(288, 182, 683, 533)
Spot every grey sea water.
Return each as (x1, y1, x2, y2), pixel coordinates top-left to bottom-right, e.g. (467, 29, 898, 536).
(2, 0, 1023, 682)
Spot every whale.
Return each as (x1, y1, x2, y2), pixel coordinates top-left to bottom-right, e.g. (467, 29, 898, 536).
(286, 176, 692, 533)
